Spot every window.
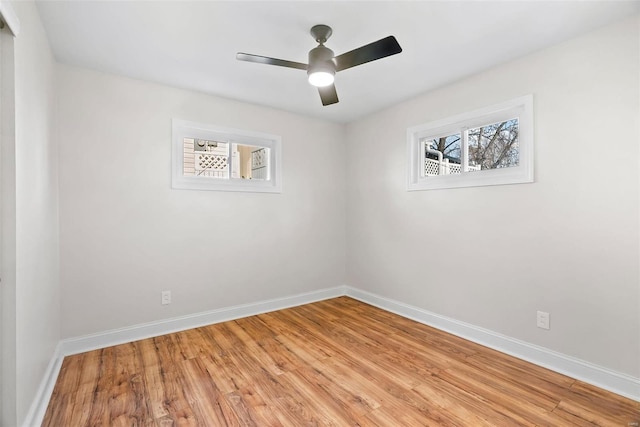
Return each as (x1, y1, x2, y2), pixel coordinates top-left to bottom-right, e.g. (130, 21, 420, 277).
(407, 95, 533, 191)
(172, 119, 282, 193)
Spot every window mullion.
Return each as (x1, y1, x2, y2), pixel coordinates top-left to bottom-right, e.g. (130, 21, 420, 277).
(461, 128, 469, 173)
(227, 140, 234, 180)
(420, 139, 426, 178)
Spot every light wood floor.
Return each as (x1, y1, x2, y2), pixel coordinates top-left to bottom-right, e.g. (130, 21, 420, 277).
(43, 297, 639, 426)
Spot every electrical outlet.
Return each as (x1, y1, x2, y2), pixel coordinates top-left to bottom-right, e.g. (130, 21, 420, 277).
(536, 311, 550, 330)
(161, 290, 171, 305)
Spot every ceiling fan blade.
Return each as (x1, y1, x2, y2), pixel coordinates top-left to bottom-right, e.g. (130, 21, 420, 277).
(334, 36, 402, 72)
(236, 53, 308, 70)
(318, 84, 339, 106)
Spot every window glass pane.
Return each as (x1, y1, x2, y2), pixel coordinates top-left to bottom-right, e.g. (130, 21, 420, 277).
(423, 133, 462, 176)
(467, 118, 519, 172)
(184, 137, 230, 179)
(232, 144, 270, 180)
(173, 119, 282, 192)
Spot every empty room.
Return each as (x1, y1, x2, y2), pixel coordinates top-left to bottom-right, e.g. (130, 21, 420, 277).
(1, 0, 639, 426)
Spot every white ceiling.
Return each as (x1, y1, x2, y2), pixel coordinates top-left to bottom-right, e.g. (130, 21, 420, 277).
(36, 1, 639, 123)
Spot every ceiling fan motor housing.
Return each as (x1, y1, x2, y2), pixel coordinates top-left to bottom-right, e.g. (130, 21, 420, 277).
(308, 45, 336, 76)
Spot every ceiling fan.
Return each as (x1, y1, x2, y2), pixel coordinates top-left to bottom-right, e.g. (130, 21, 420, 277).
(236, 25, 402, 106)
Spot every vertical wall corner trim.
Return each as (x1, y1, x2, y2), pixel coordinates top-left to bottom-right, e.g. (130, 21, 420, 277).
(0, 1, 20, 36)
(20, 343, 64, 427)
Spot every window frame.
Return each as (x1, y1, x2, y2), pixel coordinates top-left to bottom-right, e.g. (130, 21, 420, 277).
(407, 95, 534, 191)
(172, 119, 282, 193)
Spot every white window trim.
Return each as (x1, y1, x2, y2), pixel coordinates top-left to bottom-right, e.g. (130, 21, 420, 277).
(407, 95, 534, 191)
(172, 119, 282, 193)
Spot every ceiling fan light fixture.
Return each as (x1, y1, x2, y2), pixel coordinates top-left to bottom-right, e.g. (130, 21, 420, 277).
(308, 70, 335, 87)
(307, 44, 336, 88)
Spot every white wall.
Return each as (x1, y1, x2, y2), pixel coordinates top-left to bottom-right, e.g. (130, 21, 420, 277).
(345, 16, 639, 378)
(0, 14, 17, 427)
(57, 66, 346, 338)
(2, 1, 60, 426)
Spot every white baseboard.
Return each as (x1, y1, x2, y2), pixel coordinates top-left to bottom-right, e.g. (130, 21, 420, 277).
(21, 342, 64, 427)
(60, 285, 346, 357)
(345, 286, 640, 402)
(32, 283, 637, 427)
(28, 288, 345, 427)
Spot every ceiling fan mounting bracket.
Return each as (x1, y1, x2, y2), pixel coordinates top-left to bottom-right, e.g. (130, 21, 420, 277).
(310, 24, 332, 44)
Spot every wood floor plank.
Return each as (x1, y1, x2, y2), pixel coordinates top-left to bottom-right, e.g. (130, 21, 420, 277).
(291, 364, 377, 418)
(179, 357, 240, 426)
(196, 351, 251, 396)
(465, 351, 576, 401)
(444, 357, 561, 412)
(565, 381, 640, 420)
(307, 357, 383, 414)
(321, 351, 465, 426)
(141, 335, 200, 425)
(435, 364, 555, 425)
(277, 370, 355, 426)
(413, 378, 529, 426)
(43, 297, 640, 426)
(553, 381, 640, 427)
(227, 322, 304, 376)
(233, 315, 278, 341)
(469, 346, 576, 388)
(232, 359, 326, 426)
(224, 391, 259, 427)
